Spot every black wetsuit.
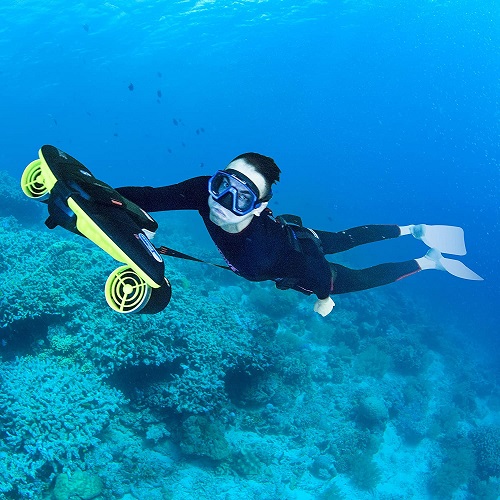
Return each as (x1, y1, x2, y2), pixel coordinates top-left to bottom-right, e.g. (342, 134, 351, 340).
(116, 177, 420, 299)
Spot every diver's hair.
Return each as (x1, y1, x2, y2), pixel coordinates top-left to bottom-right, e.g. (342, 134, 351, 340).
(230, 152, 281, 196)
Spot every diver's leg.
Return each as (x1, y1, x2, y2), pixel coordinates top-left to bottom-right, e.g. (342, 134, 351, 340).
(315, 225, 401, 255)
(329, 260, 421, 294)
(317, 224, 470, 256)
(330, 250, 483, 294)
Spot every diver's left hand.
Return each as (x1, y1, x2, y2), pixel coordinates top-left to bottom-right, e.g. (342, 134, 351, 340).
(314, 297, 335, 317)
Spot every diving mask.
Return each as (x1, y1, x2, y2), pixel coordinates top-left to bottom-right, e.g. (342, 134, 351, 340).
(208, 169, 272, 216)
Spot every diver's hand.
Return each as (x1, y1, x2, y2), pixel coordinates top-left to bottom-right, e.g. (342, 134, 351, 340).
(314, 297, 335, 317)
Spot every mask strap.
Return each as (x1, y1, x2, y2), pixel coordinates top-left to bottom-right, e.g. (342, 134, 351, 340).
(224, 168, 273, 203)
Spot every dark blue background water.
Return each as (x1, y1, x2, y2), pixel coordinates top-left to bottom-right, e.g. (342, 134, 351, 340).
(2, 1, 499, 362)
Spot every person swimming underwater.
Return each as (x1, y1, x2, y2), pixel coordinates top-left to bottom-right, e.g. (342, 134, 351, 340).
(116, 153, 483, 317)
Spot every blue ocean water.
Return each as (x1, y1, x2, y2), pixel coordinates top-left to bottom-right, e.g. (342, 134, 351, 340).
(1, 0, 499, 498)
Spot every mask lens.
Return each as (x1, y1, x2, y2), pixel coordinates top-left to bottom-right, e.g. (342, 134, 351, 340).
(235, 191, 253, 212)
(209, 173, 228, 196)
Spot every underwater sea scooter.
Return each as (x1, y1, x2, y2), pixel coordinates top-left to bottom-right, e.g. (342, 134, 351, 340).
(21, 145, 172, 314)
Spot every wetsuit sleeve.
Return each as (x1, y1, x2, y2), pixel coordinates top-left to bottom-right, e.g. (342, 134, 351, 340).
(115, 176, 210, 213)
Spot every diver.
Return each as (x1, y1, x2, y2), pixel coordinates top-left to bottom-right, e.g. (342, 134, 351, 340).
(116, 153, 483, 317)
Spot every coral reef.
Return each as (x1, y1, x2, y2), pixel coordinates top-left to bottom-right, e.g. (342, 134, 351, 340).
(52, 469, 104, 500)
(0, 355, 125, 497)
(0, 171, 44, 226)
(0, 216, 110, 331)
(349, 452, 381, 491)
(0, 180, 499, 499)
(357, 395, 389, 428)
(428, 437, 476, 498)
(180, 415, 231, 461)
(85, 417, 175, 497)
(470, 425, 500, 480)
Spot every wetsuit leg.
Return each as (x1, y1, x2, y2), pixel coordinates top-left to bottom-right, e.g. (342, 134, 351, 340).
(329, 260, 421, 295)
(315, 225, 401, 255)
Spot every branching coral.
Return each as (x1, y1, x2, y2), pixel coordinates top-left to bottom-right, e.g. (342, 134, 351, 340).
(0, 355, 125, 495)
(470, 425, 500, 480)
(0, 218, 110, 328)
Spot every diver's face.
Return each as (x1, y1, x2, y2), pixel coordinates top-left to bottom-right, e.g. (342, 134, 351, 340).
(208, 159, 268, 230)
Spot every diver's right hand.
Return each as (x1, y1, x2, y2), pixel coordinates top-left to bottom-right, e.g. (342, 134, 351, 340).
(314, 297, 335, 317)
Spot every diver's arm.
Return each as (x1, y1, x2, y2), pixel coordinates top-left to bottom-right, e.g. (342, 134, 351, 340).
(116, 176, 210, 213)
(278, 246, 335, 316)
(303, 257, 335, 316)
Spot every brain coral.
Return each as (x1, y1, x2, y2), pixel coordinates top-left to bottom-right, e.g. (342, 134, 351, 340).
(358, 395, 389, 426)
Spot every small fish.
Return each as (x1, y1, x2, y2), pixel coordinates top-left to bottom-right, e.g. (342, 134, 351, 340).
(157, 90, 162, 98)
(167, 148, 172, 153)
(113, 133, 118, 137)
(199, 162, 204, 168)
(196, 129, 200, 135)
(173, 118, 178, 126)
(200, 127, 205, 133)
(181, 142, 186, 147)
(128, 83, 134, 91)
(83, 24, 89, 32)
(157, 72, 162, 78)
